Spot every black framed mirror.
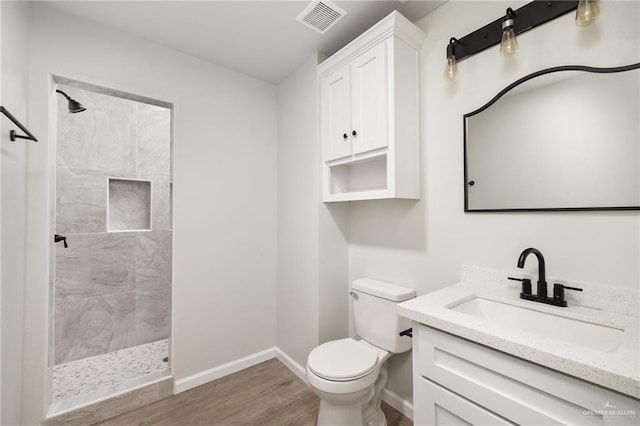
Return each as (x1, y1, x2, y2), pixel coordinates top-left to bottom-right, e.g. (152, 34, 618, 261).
(464, 63, 640, 212)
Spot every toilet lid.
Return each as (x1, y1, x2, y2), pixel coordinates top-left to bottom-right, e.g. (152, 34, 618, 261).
(308, 339, 379, 381)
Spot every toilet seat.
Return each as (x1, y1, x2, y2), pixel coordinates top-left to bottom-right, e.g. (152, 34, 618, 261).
(307, 338, 379, 381)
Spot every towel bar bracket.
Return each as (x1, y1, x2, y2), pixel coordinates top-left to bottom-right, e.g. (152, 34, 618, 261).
(9, 130, 36, 142)
(1, 105, 38, 142)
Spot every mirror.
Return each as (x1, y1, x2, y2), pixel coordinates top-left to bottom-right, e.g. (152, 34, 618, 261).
(464, 63, 640, 212)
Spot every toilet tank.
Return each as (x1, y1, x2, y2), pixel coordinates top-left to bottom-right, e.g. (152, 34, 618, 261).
(351, 278, 416, 353)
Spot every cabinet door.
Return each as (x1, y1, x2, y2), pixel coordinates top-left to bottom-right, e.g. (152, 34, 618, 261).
(350, 41, 388, 155)
(415, 377, 515, 426)
(321, 65, 352, 162)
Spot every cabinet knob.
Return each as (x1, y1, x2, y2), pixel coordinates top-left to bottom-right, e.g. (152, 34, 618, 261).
(343, 133, 348, 140)
(352, 130, 357, 137)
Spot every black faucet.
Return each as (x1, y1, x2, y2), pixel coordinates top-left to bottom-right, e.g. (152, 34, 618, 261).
(509, 247, 582, 307)
(518, 247, 547, 299)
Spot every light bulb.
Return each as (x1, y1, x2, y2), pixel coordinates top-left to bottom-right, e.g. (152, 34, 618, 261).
(575, 0, 600, 27)
(500, 18, 517, 56)
(444, 38, 458, 80)
(444, 55, 457, 80)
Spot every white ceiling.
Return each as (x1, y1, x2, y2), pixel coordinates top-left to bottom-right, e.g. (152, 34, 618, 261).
(39, 1, 445, 84)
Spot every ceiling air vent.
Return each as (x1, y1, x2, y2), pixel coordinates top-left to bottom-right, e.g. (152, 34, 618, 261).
(296, 1, 347, 34)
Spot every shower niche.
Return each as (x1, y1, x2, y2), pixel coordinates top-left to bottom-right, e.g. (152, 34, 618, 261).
(48, 81, 173, 420)
(108, 178, 152, 231)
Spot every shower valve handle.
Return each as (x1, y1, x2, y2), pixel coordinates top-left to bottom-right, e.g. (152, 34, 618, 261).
(54, 234, 68, 248)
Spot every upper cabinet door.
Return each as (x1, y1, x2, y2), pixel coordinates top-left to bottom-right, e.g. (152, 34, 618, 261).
(350, 42, 388, 155)
(321, 65, 352, 162)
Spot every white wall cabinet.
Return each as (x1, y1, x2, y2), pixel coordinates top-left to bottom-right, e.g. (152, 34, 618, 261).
(318, 11, 425, 202)
(413, 325, 640, 426)
(322, 42, 388, 162)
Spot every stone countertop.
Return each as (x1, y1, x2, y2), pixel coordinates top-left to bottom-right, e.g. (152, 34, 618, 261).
(398, 282, 640, 399)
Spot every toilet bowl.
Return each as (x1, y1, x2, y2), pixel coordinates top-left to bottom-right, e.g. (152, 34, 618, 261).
(306, 278, 415, 426)
(307, 338, 391, 425)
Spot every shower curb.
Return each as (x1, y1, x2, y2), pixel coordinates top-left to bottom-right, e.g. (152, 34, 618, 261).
(42, 375, 173, 426)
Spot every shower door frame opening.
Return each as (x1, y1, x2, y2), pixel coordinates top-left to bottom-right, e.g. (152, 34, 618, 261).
(46, 75, 175, 416)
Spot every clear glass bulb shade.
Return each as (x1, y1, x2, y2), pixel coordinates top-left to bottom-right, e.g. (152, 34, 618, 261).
(500, 26, 518, 56)
(575, 0, 600, 27)
(444, 55, 457, 80)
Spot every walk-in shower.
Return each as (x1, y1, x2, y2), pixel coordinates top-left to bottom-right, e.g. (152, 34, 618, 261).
(48, 83, 173, 416)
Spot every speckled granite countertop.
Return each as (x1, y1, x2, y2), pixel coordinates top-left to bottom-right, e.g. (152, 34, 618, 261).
(398, 266, 640, 399)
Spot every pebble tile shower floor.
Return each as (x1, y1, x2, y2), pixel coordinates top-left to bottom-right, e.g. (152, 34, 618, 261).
(51, 339, 169, 405)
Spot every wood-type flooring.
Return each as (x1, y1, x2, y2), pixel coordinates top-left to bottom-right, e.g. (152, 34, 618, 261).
(94, 358, 412, 426)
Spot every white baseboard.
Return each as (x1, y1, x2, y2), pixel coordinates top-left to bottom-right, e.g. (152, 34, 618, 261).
(383, 388, 413, 420)
(275, 348, 307, 383)
(174, 347, 276, 393)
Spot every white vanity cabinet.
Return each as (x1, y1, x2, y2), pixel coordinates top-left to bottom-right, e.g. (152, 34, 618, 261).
(318, 11, 425, 202)
(413, 325, 640, 426)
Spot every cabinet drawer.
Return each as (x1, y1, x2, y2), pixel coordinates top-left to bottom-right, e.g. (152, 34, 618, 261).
(415, 376, 514, 426)
(415, 325, 640, 425)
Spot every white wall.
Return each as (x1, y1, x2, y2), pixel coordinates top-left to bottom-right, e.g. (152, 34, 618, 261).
(1, 1, 29, 424)
(23, 4, 277, 423)
(348, 0, 640, 403)
(317, 200, 349, 344)
(276, 54, 321, 365)
(276, 54, 348, 367)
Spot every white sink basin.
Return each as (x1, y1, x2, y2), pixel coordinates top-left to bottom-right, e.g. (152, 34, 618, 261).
(449, 297, 624, 353)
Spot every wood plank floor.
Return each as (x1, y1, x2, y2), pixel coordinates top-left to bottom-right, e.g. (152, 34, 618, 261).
(94, 358, 412, 426)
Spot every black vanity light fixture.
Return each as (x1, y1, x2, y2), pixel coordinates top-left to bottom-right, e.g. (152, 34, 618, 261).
(445, 0, 600, 80)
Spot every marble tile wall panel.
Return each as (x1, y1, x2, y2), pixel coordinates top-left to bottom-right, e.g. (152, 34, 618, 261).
(151, 174, 171, 230)
(108, 179, 151, 231)
(55, 232, 135, 298)
(54, 85, 173, 364)
(135, 231, 172, 344)
(136, 103, 171, 177)
(135, 289, 171, 345)
(56, 167, 107, 234)
(55, 292, 136, 364)
(57, 85, 137, 176)
(135, 231, 172, 293)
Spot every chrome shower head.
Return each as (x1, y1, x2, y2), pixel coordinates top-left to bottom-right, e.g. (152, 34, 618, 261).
(56, 89, 87, 113)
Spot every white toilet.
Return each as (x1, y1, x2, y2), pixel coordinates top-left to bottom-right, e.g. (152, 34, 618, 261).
(306, 278, 416, 426)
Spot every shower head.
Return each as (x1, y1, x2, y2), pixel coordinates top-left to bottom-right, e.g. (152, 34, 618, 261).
(67, 98, 86, 114)
(56, 89, 87, 113)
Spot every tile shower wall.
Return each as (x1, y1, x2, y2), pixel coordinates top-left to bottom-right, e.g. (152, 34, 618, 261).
(54, 85, 172, 364)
